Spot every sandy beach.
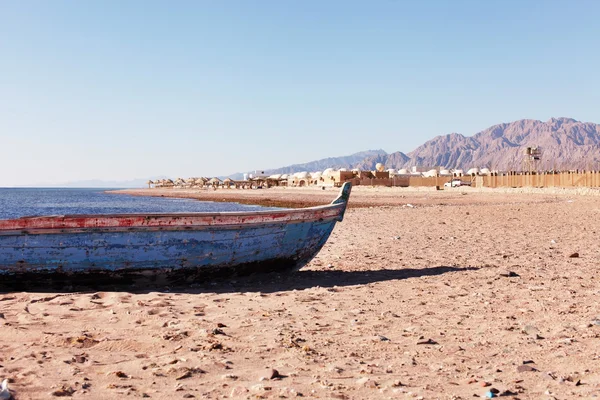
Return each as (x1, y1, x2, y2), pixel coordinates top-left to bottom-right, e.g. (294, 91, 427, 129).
(2, 186, 600, 399)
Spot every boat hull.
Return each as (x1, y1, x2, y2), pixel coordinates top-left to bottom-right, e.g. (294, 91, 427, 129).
(0, 183, 351, 276)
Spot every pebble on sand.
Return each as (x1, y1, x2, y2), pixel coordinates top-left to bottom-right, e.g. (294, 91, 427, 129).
(51, 386, 75, 397)
(266, 369, 281, 380)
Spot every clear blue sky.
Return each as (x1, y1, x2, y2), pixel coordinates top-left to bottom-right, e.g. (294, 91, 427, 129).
(1, 0, 599, 186)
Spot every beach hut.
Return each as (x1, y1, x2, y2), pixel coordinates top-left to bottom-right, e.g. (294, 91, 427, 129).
(423, 169, 438, 178)
(293, 171, 310, 187)
(323, 168, 335, 177)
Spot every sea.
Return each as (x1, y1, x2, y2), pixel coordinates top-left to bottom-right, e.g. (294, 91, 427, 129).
(0, 188, 272, 220)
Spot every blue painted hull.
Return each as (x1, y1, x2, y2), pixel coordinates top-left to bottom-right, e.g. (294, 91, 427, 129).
(0, 183, 351, 276)
(0, 219, 336, 274)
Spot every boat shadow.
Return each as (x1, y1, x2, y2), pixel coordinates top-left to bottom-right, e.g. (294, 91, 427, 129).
(0, 265, 478, 294)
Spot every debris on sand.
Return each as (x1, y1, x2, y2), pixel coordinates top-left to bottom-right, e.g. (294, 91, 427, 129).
(1, 380, 12, 400)
(416, 338, 438, 345)
(498, 270, 520, 277)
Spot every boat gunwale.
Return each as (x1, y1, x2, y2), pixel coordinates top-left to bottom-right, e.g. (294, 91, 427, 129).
(3, 200, 339, 222)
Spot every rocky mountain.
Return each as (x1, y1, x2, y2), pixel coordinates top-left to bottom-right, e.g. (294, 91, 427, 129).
(359, 118, 600, 171)
(228, 149, 387, 179)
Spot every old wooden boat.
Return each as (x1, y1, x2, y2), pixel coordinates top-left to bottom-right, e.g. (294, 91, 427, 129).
(0, 183, 351, 277)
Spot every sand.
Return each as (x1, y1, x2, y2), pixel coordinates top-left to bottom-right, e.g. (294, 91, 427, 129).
(1, 186, 600, 399)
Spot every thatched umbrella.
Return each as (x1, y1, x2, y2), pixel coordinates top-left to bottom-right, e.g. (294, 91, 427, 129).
(208, 177, 221, 188)
(223, 177, 234, 189)
(184, 178, 195, 188)
(147, 180, 154, 189)
(194, 177, 207, 188)
(173, 178, 184, 187)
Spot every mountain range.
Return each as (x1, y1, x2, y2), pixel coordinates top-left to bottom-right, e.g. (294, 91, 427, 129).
(232, 117, 600, 176)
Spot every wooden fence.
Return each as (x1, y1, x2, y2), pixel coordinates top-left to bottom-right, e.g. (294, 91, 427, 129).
(480, 171, 600, 188)
(384, 171, 600, 188)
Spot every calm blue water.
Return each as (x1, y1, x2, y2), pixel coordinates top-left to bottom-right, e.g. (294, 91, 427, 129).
(0, 188, 273, 220)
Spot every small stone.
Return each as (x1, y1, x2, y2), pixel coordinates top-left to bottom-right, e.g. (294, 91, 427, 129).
(327, 365, 344, 373)
(517, 364, 537, 372)
(499, 270, 519, 277)
(114, 371, 128, 378)
(230, 386, 249, 396)
(355, 377, 377, 388)
(330, 393, 348, 399)
(522, 324, 539, 335)
(267, 369, 280, 380)
(73, 355, 87, 363)
(569, 252, 580, 258)
(182, 395, 195, 399)
(175, 371, 192, 380)
(51, 386, 75, 397)
(375, 335, 390, 342)
(480, 381, 491, 387)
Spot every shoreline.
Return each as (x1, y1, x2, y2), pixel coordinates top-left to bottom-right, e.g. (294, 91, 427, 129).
(108, 184, 600, 210)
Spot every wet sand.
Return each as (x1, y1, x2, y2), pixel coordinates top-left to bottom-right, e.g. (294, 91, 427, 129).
(1, 187, 600, 399)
